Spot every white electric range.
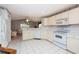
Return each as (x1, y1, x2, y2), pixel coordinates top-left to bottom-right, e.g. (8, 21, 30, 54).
(53, 26, 70, 49)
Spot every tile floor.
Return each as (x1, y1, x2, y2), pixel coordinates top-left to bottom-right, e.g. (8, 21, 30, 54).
(8, 38, 71, 54)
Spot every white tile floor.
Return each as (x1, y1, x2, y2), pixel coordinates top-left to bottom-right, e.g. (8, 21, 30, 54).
(8, 39, 71, 54)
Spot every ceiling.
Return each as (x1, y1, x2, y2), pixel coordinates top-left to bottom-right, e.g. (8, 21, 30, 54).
(0, 4, 76, 21)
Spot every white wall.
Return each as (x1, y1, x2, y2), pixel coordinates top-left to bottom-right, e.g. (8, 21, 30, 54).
(0, 8, 11, 47)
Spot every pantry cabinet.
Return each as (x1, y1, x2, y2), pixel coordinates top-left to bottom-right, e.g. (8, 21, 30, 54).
(68, 7, 79, 24)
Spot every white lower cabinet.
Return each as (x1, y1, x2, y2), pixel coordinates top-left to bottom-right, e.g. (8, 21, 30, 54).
(22, 28, 53, 42)
(34, 29, 41, 38)
(22, 30, 34, 40)
(41, 30, 53, 42)
(69, 7, 79, 24)
(67, 33, 79, 53)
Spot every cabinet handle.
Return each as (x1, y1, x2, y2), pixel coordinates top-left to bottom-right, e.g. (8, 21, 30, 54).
(56, 18, 68, 24)
(56, 21, 62, 24)
(56, 18, 68, 21)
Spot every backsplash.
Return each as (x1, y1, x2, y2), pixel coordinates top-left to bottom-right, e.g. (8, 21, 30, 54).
(41, 25, 79, 36)
(70, 25, 79, 32)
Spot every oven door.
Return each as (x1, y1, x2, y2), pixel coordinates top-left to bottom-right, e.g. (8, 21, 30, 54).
(54, 33, 67, 45)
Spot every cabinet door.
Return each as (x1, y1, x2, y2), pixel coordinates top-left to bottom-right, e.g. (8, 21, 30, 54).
(41, 30, 53, 42)
(34, 29, 41, 38)
(42, 16, 56, 25)
(23, 31, 34, 40)
(42, 18, 49, 25)
(49, 16, 56, 25)
(69, 7, 79, 24)
(55, 11, 69, 25)
(67, 33, 79, 53)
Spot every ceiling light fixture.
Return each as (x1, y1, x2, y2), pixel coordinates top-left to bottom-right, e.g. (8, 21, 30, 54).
(26, 19, 29, 22)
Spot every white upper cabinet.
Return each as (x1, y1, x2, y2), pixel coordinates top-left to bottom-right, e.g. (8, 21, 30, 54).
(42, 16, 56, 26)
(42, 11, 69, 26)
(42, 18, 49, 25)
(69, 7, 79, 24)
(55, 11, 69, 25)
(49, 16, 56, 25)
(42, 7, 79, 26)
(42, 17, 54, 25)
